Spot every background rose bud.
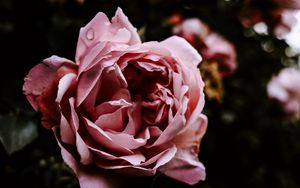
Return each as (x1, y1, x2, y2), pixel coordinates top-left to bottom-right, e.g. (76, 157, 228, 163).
(267, 67, 300, 119)
(23, 8, 207, 188)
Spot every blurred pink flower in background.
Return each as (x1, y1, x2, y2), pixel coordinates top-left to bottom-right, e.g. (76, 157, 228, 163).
(170, 16, 237, 102)
(172, 18, 210, 49)
(239, 0, 300, 36)
(172, 17, 237, 78)
(23, 8, 207, 188)
(267, 67, 300, 119)
(201, 33, 237, 78)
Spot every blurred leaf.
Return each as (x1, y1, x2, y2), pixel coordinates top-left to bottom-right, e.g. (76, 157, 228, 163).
(138, 25, 147, 42)
(0, 113, 38, 154)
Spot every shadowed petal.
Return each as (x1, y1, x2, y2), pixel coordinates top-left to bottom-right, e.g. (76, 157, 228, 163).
(152, 112, 186, 147)
(56, 73, 77, 103)
(53, 127, 121, 188)
(23, 55, 75, 110)
(69, 98, 93, 164)
(159, 148, 206, 185)
(84, 117, 134, 155)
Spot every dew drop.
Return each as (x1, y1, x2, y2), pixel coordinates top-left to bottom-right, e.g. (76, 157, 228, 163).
(86, 28, 94, 40)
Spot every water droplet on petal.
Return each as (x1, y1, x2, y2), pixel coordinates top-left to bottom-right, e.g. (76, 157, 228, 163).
(86, 28, 94, 40)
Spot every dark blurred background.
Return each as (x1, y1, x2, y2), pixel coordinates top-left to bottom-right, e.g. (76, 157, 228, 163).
(1, 0, 300, 188)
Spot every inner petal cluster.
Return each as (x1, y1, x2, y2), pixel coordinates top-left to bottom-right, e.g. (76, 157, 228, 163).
(76, 51, 188, 168)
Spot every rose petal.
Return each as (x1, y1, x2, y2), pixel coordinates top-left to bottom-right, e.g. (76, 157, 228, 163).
(119, 153, 146, 165)
(179, 62, 204, 111)
(94, 65, 128, 106)
(69, 98, 93, 164)
(53, 127, 121, 188)
(148, 126, 162, 137)
(76, 8, 140, 64)
(94, 98, 131, 116)
(143, 145, 177, 168)
(185, 92, 205, 129)
(136, 60, 166, 73)
(52, 126, 79, 173)
(78, 41, 108, 74)
(79, 42, 130, 75)
(59, 113, 75, 144)
(151, 112, 186, 147)
(123, 101, 141, 135)
(112, 7, 141, 45)
(95, 145, 177, 176)
(95, 105, 128, 132)
(174, 114, 208, 150)
(56, 73, 77, 103)
(113, 88, 131, 101)
(88, 144, 146, 165)
(143, 54, 161, 61)
(23, 55, 74, 110)
(140, 41, 172, 58)
(159, 148, 206, 185)
(84, 117, 134, 155)
(77, 59, 119, 107)
(75, 12, 110, 63)
(78, 170, 121, 188)
(91, 149, 145, 167)
(99, 164, 155, 176)
(172, 72, 184, 100)
(160, 36, 202, 67)
(160, 114, 207, 184)
(105, 130, 149, 150)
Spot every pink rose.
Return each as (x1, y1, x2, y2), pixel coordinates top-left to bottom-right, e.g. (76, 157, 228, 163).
(202, 33, 237, 78)
(23, 8, 207, 187)
(172, 18, 210, 47)
(274, 10, 298, 36)
(239, 0, 300, 36)
(172, 18, 237, 78)
(267, 67, 300, 119)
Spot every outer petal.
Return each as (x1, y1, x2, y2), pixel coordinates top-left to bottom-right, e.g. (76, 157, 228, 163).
(174, 114, 208, 150)
(159, 148, 206, 185)
(23, 56, 77, 128)
(160, 36, 205, 111)
(179, 61, 205, 112)
(23, 55, 75, 110)
(75, 8, 140, 64)
(53, 126, 121, 188)
(160, 36, 202, 67)
(112, 8, 141, 45)
(159, 114, 207, 185)
(78, 169, 121, 188)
